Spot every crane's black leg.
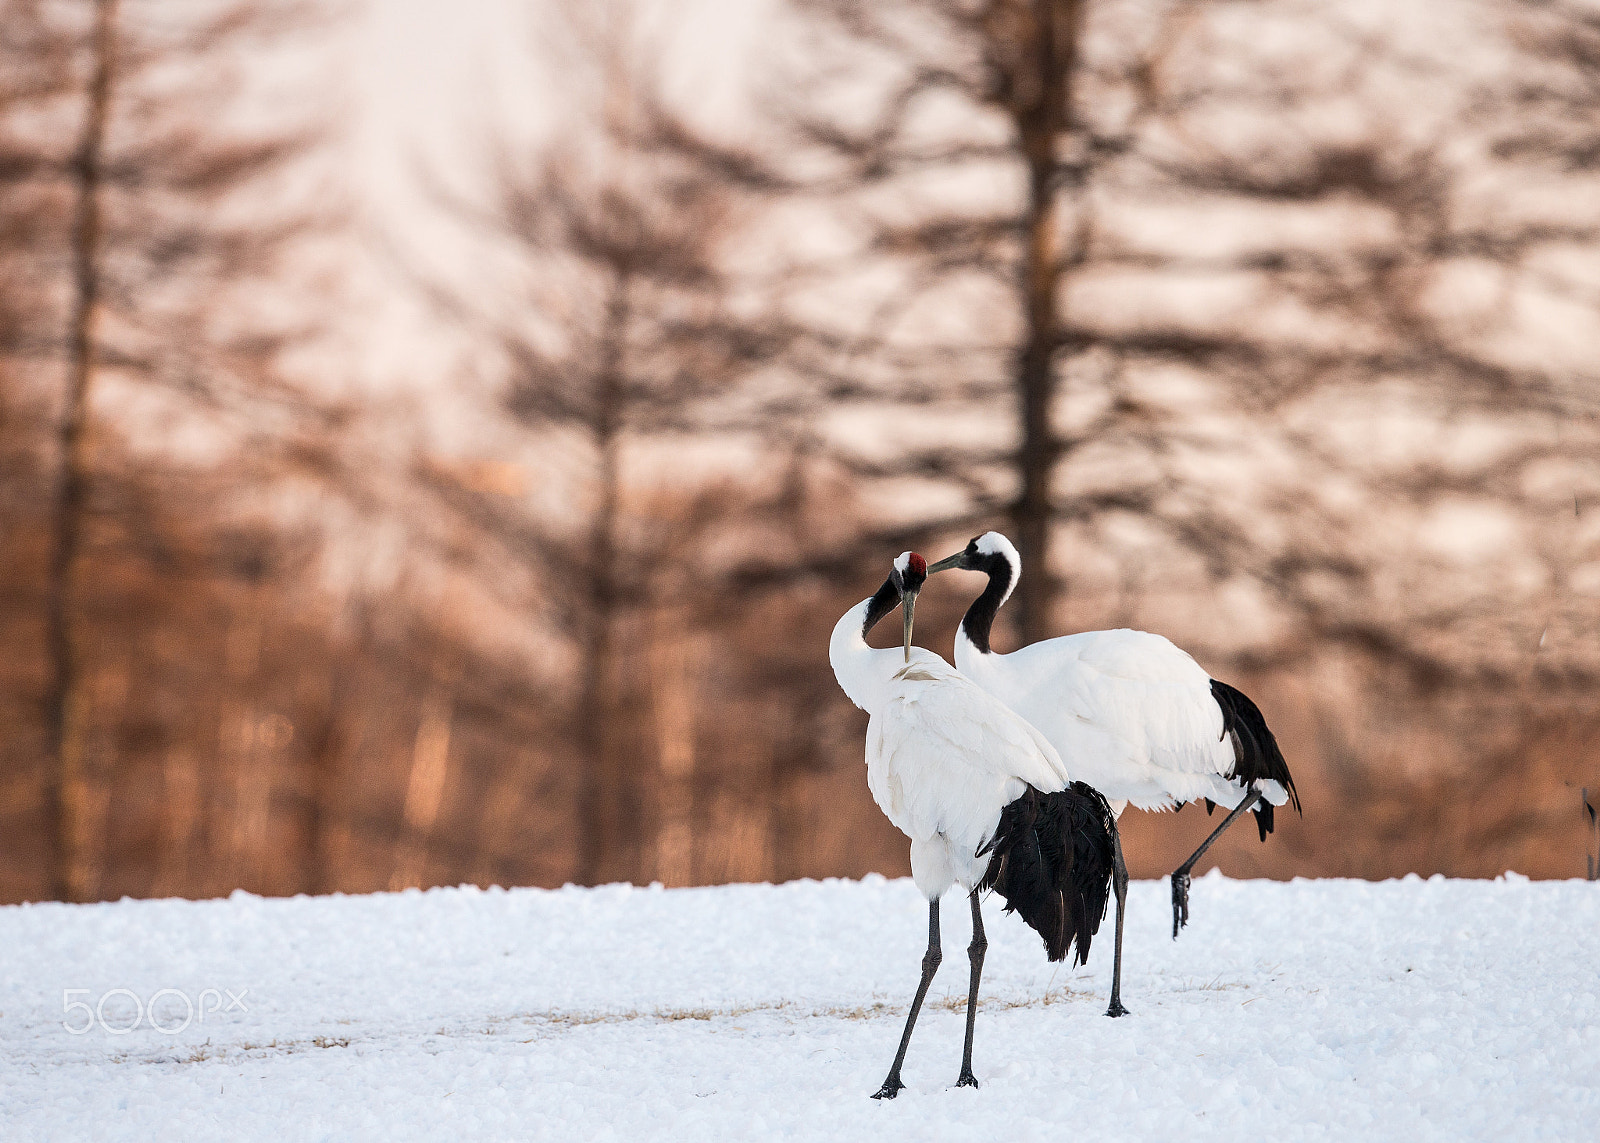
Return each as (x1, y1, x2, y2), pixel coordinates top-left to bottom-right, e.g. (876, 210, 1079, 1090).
(873, 897, 942, 1100)
(1171, 788, 1261, 939)
(956, 889, 986, 1088)
(1106, 826, 1131, 1017)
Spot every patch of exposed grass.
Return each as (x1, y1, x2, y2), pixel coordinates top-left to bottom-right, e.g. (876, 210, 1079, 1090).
(114, 989, 1105, 1064)
(1170, 975, 1249, 994)
(500, 988, 1102, 1041)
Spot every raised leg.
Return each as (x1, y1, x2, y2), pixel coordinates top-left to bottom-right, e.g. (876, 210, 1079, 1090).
(1171, 787, 1261, 939)
(957, 889, 986, 1088)
(1106, 827, 1130, 1017)
(873, 897, 942, 1100)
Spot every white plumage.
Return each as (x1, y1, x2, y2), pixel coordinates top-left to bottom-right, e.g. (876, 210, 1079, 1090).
(829, 551, 1117, 1096)
(928, 531, 1299, 946)
(935, 531, 1293, 818)
(960, 625, 1287, 813)
(829, 554, 1075, 904)
(842, 644, 1071, 901)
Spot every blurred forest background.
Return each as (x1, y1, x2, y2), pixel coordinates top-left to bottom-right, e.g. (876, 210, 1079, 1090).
(1, 0, 1597, 904)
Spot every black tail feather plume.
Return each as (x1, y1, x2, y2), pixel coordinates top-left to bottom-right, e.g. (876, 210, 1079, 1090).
(1209, 679, 1300, 842)
(979, 782, 1116, 966)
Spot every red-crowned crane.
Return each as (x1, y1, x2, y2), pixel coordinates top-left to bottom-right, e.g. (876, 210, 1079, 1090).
(926, 532, 1300, 1013)
(830, 551, 1117, 1098)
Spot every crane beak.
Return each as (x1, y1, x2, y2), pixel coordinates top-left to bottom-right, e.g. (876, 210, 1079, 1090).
(925, 552, 967, 575)
(901, 587, 919, 663)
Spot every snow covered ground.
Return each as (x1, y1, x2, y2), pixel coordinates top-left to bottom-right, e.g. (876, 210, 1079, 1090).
(2, 874, 1596, 1141)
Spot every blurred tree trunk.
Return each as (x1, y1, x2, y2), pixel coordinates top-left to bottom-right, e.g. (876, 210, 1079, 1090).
(425, 1, 788, 888)
(576, 275, 628, 886)
(648, 611, 696, 888)
(3, 0, 347, 902)
(1011, 0, 1081, 643)
(770, 0, 1169, 637)
(391, 680, 455, 890)
(45, 0, 118, 904)
(295, 666, 344, 897)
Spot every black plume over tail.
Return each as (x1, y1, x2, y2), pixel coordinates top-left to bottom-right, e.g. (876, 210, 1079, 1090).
(1210, 679, 1300, 842)
(979, 782, 1116, 966)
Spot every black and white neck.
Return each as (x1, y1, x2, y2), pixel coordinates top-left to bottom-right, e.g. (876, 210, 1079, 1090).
(861, 574, 902, 639)
(957, 533, 1019, 656)
(829, 552, 927, 713)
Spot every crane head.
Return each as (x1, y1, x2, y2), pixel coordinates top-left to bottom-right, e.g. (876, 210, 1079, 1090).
(927, 531, 1020, 581)
(891, 552, 927, 662)
(891, 551, 927, 595)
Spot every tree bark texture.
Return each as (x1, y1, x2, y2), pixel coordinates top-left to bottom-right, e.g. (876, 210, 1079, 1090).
(1010, 0, 1082, 646)
(575, 274, 630, 885)
(46, 0, 118, 903)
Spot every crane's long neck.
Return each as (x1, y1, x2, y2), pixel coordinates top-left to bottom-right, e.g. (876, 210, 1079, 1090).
(829, 576, 901, 713)
(958, 561, 1013, 657)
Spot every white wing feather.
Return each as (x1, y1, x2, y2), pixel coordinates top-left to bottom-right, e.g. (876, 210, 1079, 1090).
(961, 629, 1243, 810)
(865, 650, 1068, 861)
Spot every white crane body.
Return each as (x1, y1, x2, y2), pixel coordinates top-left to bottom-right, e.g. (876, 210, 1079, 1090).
(829, 552, 1116, 1096)
(832, 590, 1073, 899)
(927, 531, 1300, 945)
(955, 626, 1290, 815)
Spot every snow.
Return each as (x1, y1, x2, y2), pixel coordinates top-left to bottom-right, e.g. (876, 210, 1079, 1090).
(2, 874, 1597, 1141)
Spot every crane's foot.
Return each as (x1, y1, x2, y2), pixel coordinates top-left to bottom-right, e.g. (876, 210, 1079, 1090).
(872, 1076, 904, 1100)
(1171, 869, 1191, 939)
(956, 1069, 979, 1089)
(1105, 998, 1130, 1018)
